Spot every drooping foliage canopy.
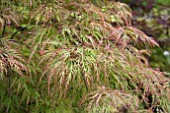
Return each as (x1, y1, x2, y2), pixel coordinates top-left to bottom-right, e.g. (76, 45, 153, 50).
(0, 0, 170, 113)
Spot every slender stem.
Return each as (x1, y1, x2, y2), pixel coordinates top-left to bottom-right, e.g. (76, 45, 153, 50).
(80, 62, 88, 91)
(10, 25, 29, 39)
(82, 71, 88, 91)
(1, 18, 6, 38)
(10, 30, 20, 39)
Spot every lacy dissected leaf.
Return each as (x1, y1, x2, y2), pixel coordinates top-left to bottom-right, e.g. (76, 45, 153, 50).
(79, 86, 139, 112)
(0, 46, 27, 79)
(108, 26, 159, 48)
(0, 7, 19, 31)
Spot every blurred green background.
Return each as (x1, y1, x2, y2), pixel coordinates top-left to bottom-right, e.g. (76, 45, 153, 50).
(119, 0, 170, 72)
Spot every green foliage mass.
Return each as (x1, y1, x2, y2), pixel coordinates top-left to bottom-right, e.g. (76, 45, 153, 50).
(0, 0, 170, 113)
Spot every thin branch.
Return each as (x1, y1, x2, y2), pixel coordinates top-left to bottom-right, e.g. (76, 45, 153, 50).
(10, 25, 29, 39)
(1, 17, 6, 38)
(80, 62, 89, 91)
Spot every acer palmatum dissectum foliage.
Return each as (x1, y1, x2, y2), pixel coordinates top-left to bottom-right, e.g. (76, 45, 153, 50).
(0, 7, 19, 31)
(37, 1, 169, 112)
(0, 0, 169, 112)
(79, 86, 139, 112)
(0, 45, 27, 79)
(108, 26, 159, 48)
